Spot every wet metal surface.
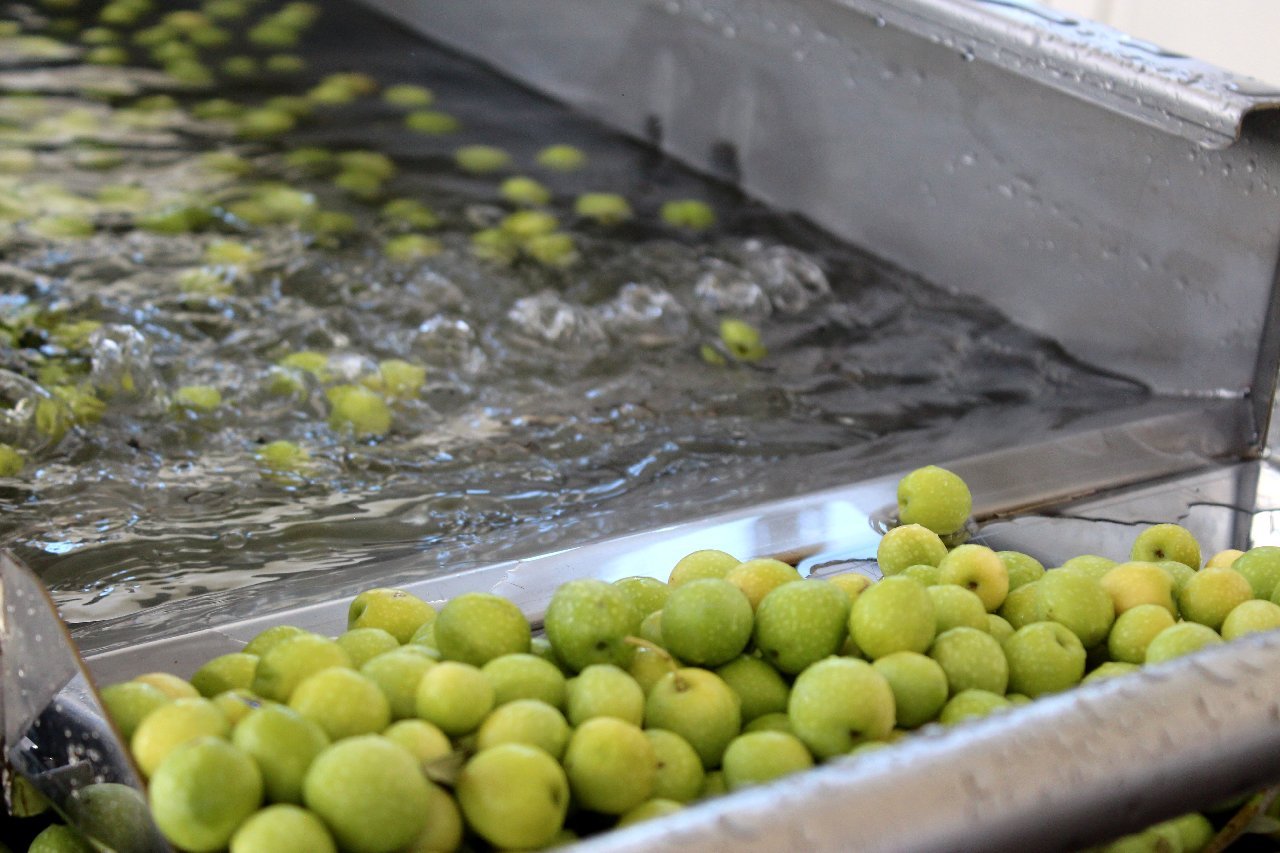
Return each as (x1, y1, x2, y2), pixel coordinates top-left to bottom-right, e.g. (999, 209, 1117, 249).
(0, 552, 167, 851)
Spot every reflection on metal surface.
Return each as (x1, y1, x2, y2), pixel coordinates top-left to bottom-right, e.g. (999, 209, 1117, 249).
(0, 552, 167, 852)
(979, 460, 1280, 564)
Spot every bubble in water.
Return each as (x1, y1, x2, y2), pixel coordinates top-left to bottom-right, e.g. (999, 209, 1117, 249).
(89, 324, 156, 400)
(414, 315, 486, 372)
(737, 241, 831, 314)
(416, 315, 476, 351)
(693, 259, 771, 316)
(0, 370, 55, 451)
(219, 530, 247, 549)
(596, 283, 690, 346)
(506, 291, 607, 348)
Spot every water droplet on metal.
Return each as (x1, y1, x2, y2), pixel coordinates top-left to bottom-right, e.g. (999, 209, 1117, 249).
(1118, 35, 1185, 59)
(1226, 79, 1280, 97)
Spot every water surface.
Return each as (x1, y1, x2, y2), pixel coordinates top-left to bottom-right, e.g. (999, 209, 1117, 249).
(0, 0, 1147, 631)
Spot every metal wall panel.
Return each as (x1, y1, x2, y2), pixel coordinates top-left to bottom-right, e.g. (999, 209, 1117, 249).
(363, 0, 1280, 411)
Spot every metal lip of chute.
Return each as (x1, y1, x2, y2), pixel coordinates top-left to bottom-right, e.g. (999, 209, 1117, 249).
(836, 0, 1280, 148)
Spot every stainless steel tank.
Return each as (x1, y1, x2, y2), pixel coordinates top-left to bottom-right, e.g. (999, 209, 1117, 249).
(8, 0, 1280, 849)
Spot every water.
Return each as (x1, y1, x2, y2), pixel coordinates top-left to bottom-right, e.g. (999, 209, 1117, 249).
(0, 0, 1147, 630)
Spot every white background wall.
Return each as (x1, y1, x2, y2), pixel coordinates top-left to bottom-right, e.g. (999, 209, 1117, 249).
(1040, 0, 1280, 84)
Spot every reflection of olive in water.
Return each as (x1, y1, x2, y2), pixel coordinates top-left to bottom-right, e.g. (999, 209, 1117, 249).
(67, 782, 164, 853)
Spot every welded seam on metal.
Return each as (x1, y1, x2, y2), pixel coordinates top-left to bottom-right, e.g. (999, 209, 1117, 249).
(1250, 205, 1280, 458)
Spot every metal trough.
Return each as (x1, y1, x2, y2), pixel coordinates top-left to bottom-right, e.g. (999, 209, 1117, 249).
(6, 0, 1280, 849)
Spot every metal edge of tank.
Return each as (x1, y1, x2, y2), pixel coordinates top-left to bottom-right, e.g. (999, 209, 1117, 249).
(832, 0, 1280, 147)
(80, 394, 1249, 679)
(355, 0, 1280, 409)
